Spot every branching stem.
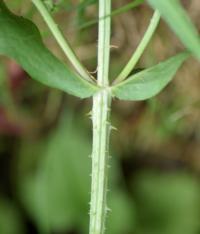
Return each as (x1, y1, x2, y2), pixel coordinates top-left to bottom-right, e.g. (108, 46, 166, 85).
(31, 0, 93, 82)
(114, 10, 160, 84)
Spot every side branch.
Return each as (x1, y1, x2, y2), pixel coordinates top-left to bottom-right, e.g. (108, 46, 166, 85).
(114, 10, 160, 84)
(32, 0, 93, 82)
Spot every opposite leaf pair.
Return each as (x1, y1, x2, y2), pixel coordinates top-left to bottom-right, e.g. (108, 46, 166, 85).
(0, 1, 195, 101)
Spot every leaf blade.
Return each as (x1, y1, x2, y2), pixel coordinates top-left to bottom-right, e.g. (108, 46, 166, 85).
(111, 52, 189, 101)
(147, 0, 200, 60)
(0, 2, 99, 98)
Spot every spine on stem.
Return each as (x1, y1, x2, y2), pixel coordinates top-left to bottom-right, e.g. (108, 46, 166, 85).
(90, 0, 111, 234)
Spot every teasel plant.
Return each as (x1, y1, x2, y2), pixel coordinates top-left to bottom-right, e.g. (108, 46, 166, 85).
(0, 0, 200, 233)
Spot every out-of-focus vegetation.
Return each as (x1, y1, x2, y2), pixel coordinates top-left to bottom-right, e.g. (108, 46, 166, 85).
(0, 0, 200, 233)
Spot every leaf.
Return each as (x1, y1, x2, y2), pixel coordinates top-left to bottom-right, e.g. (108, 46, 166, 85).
(0, 197, 24, 234)
(134, 172, 200, 234)
(111, 52, 189, 101)
(107, 190, 136, 234)
(147, 0, 200, 60)
(0, 2, 99, 98)
(18, 114, 91, 232)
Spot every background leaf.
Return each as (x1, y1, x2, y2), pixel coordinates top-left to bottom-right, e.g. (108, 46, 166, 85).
(111, 52, 188, 101)
(147, 0, 200, 60)
(0, 2, 98, 98)
(0, 197, 24, 234)
(18, 114, 91, 232)
(134, 172, 200, 234)
(107, 190, 136, 234)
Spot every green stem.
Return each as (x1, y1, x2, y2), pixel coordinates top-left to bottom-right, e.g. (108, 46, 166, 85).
(77, 0, 144, 31)
(90, 90, 111, 234)
(90, 0, 111, 233)
(114, 10, 160, 84)
(96, 0, 111, 87)
(31, 0, 93, 82)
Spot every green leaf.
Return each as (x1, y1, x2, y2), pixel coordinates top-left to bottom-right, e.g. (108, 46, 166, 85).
(111, 52, 189, 101)
(0, 197, 24, 234)
(0, 2, 99, 98)
(107, 190, 136, 234)
(134, 172, 200, 234)
(19, 114, 91, 232)
(147, 0, 200, 60)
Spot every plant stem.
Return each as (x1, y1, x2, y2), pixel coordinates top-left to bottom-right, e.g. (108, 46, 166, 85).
(31, 0, 93, 82)
(90, 0, 111, 233)
(114, 10, 160, 84)
(77, 0, 144, 31)
(90, 90, 111, 234)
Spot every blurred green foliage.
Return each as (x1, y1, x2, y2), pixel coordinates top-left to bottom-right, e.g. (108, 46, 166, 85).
(18, 114, 91, 232)
(134, 172, 200, 234)
(0, 197, 24, 233)
(0, 63, 7, 105)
